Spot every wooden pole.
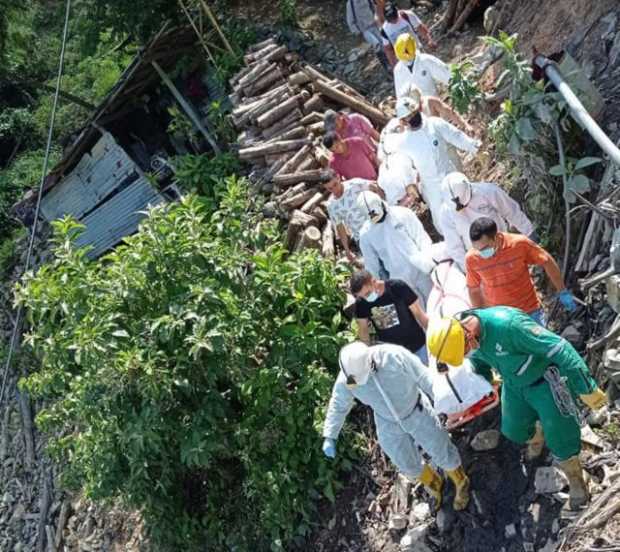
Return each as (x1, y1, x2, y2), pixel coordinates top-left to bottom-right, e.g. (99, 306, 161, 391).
(177, 0, 218, 67)
(197, 0, 235, 55)
(151, 61, 221, 153)
(312, 79, 388, 126)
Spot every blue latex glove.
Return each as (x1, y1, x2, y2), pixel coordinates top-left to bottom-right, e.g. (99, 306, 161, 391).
(528, 230, 540, 244)
(557, 289, 577, 312)
(322, 438, 337, 459)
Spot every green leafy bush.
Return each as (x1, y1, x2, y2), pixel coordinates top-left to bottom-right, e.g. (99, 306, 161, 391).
(0, 147, 61, 239)
(448, 60, 481, 114)
(17, 177, 352, 550)
(173, 153, 242, 200)
(279, 0, 298, 26)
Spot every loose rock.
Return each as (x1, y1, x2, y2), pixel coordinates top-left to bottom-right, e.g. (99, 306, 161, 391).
(534, 467, 568, 494)
(470, 429, 501, 451)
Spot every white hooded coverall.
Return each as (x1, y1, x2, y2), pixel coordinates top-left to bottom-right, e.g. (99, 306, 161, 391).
(358, 205, 434, 304)
(439, 181, 535, 270)
(394, 53, 451, 99)
(378, 151, 419, 206)
(399, 116, 480, 235)
(323, 344, 462, 478)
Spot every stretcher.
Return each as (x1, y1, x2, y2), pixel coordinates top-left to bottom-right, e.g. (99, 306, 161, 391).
(427, 247, 500, 428)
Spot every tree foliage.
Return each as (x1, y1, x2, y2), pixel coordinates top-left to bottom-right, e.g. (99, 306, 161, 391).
(17, 176, 354, 550)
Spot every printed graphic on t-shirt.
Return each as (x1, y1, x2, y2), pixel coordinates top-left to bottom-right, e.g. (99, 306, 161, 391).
(370, 304, 400, 330)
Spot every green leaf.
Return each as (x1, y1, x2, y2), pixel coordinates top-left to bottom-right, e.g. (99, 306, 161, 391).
(515, 117, 536, 141)
(567, 174, 590, 194)
(507, 134, 522, 156)
(574, 157, 602, 170)
(549, 165, 565, 176)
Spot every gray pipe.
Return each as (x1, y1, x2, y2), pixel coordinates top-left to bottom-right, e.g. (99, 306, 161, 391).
(534, 55, 620, 167)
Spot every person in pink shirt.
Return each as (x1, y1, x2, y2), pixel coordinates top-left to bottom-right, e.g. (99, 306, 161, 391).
(324, 132, 379, 181)
(324, 109, 380, 149)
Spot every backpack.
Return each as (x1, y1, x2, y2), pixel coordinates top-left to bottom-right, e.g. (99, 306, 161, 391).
(380, 10, 417, 45)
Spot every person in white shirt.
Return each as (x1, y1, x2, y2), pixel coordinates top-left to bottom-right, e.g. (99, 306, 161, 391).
(346, 0, 390, 70)
(394, 97, 480, 236)
(439, 172, 537, 271)
(393, 33, 450, 99)
(377, 1, 436, 67)
(323, 170, 384, 264)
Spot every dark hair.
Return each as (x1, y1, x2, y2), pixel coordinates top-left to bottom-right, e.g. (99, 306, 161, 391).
(323, 131, 340, 150)
(324, 109, 338, 130)
(322, 169, 338, 187)
(384, 2, 398, 21)
(469, 217, 498, 242)
(350, 270, 373, 295)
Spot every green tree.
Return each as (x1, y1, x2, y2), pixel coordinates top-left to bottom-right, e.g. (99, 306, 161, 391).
(17, 177, 354, 550)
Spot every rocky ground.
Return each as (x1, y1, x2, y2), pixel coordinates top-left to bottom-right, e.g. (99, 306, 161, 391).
(2, 0, 620, 551)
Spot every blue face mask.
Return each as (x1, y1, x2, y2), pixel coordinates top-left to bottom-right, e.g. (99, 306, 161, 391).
(479, 247, 496, 259)
(366, 291, 379, 303)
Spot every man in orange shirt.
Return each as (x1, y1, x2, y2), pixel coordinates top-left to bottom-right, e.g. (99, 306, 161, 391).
(465, 217, 576, 326)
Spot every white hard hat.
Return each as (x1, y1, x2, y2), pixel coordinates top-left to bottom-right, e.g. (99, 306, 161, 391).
(339, 341, 371, 386)
(356, 191, 386, 223)
(395, 96, 420, 119)
(443, 172, 472, 210)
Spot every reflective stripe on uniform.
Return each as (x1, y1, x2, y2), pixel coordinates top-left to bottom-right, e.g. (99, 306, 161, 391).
(546, 341, 564, 358)
(516, 354, 533, 376)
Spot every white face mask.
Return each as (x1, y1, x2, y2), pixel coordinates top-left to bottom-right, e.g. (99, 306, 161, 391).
(479, 247, 496, 259)
(366, 291, 379, 303)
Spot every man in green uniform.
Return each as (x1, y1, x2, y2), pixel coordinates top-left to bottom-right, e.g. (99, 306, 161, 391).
(427, 306, 607, 510)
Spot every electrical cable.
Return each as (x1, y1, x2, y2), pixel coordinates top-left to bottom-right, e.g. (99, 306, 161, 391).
(0, 0, 73, 408)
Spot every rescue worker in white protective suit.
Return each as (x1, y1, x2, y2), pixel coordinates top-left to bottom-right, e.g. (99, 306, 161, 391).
(439, 172, 537, 271)
(393, 33, 450, 99)
(378, 151, 420, 207)
(357, 190, 434, 306)
(395, 96, 481, 236)
(322, 341, 471, 510)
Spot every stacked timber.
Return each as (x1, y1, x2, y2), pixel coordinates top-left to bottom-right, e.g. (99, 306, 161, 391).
(229, 36, 388, 255)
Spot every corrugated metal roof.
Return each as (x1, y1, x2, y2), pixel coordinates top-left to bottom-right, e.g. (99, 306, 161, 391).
(74, 176, 166, 259)
(40, 132, 138, 221)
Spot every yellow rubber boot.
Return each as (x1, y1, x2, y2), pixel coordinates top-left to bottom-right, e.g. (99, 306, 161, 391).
(526, 422, 545, 461)
(559, 455, 590, 510)
(446, 466, 470, 511)
(418, 464, 444, 506)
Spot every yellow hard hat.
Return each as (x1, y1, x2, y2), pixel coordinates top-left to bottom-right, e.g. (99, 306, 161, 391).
(427, 318, 465, 367)
(394, 33, 417, 63)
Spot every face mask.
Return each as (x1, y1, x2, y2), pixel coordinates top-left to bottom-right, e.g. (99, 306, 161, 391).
(408, 112, 422, 129)
(452, 196, 467, 211)
(370, 204, 387, 224)
(365, 291, 379, 303)
(479, 247, 496, 259)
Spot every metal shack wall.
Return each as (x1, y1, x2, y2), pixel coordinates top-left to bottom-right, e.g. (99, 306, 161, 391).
(40, 133, 166, 258)
(74, 176, 165, 258)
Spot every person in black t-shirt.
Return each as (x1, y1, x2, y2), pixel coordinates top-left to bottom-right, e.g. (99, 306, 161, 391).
(350, 269, 429, 363)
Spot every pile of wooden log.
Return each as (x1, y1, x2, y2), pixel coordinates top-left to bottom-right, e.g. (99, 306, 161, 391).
(228, 36, 389, 257)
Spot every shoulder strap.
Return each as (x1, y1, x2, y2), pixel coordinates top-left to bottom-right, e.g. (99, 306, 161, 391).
(349, 0, 359, 28)
(400, 10, 416, 34)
